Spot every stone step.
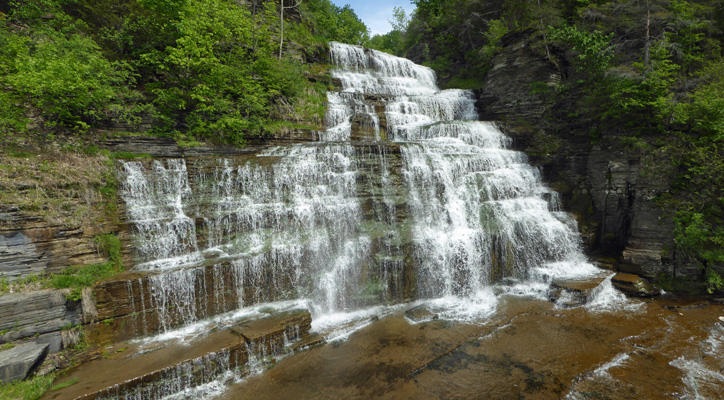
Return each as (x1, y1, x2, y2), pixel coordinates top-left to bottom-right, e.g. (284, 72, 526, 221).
(230, 310, 312, 357)
(86, 261, 297, 345)
(43, 309, 312, 400)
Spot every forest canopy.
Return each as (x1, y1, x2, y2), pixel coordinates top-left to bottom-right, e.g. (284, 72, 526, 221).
(0, 0, 370, 144)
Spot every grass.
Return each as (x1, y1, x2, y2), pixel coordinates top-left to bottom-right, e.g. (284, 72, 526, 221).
(50, 263, 121, 301)
(444, 75, 485, 90)
(0, 275, 48, 296)
(0, 150, 113, 227)
(50, 234, 123, 300)
(0, 374, 56, 400)
(49, 378, 78, 391)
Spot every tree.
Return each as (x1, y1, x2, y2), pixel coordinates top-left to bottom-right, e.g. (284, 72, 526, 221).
(279, 0, 303, 59)
(411, 0, 442, 16)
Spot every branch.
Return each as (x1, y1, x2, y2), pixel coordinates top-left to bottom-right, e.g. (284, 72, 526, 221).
(282, 0, 302, 10)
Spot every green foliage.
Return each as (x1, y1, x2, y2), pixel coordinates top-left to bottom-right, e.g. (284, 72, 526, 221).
(1, 0, 368, 145)
(0, 274, 48, 296)
(666, 0, 721, 73)
(0, 373, 56, 400)
(705, 268, 724, 294)
(411, 0, 443, 17)
(480, 19, 509, 60)
(94, 233, 123, 265)
(303, 0, 369, 45)
(549, 24, 613, 73)
(673, 60, 724, 139)
(674, 212, 724, 264)
(1, 19, 134, 131)
(50, 262, 121, 300)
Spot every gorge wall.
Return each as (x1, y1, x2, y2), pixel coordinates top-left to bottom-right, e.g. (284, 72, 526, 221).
(0, 36, 710, 361)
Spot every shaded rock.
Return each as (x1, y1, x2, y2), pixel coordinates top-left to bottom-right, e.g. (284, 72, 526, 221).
(478, 29, 561, 122)
(611, 273, 661, 298)
(35, 358, 57, 377)
(0, 207, 131, 282)
(0, 289, 80, 353)
(0, 342, 49, 384)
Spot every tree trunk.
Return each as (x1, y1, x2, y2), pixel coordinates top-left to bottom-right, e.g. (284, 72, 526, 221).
(279, 0, 284, 60)
(643, 0, 651, 69)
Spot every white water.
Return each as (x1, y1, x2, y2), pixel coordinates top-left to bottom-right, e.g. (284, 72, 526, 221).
(118, 42, 601, 336)
(671, 323, 724, 399)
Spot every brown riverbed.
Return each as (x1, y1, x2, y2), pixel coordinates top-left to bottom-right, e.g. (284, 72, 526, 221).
(220, 294, 724, 400)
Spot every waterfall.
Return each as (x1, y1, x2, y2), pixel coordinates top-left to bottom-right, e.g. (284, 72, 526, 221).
(118, 42, 594, 330)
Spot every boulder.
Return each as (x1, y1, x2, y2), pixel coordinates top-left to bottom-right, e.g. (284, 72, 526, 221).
(549, 277, 606, 307)
(611, 273, 661, 297)
(0, 342, 49, 384)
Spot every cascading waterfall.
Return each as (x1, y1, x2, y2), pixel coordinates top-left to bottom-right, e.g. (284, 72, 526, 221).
(325, 41, 591, 300)
(117, 41, 595, 332)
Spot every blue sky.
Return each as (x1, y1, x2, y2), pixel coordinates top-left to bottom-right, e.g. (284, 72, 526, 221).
(330, 0, 416, 36)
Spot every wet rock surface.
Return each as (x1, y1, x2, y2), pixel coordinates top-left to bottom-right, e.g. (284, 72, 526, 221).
(548, 276, 606, 308)
(221, 295, 724, 400)
(43, 309, 312, 400)
(230, 310, 312, 355)
(404, 305, 439, 323)
(611, 272, 662, 298)
(0, 342, 49, 384)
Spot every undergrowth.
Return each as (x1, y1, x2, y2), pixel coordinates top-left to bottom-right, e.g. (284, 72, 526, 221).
(0, 373, 56, 400)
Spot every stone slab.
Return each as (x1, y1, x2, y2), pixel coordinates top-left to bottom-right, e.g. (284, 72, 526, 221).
(0, 290, 81, 352)
(0, 342, 49, 384)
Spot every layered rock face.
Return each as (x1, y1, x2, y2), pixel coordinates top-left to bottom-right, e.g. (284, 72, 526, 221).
(476, 31, 683, 282)
(0, 206, 127, 281)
